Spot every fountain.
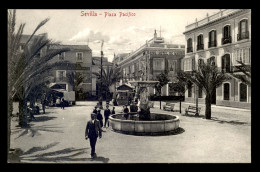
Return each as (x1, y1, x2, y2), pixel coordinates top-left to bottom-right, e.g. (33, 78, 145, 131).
(109, 81, 180, 135)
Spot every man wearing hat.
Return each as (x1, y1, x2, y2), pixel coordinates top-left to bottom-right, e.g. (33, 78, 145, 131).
(93, 106, 98, 114)
(85, 113, 102, 158)
(104, 105, 111, 128)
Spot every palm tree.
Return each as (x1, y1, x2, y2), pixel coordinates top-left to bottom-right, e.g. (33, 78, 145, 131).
(93, 65, 121, 101)
(180, 61, 230, 119)
(230, 60, 251, 86)
(8, 9, 70, 129)
(67, 72, 86, 101)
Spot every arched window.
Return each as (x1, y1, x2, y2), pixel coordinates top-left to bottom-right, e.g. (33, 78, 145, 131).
(222, 25, 232, 44)
(207, 56, 216, 66)
(238, 19, 249, 41)
(223, 83, 230, 100)
(197, 34, 204, 50)
(240, 83, 247, 102)
(198, 59, 204, 67)
(221, 54, 231, 73)
(187, 38, 193, 53)
(208, 30, 217, 48)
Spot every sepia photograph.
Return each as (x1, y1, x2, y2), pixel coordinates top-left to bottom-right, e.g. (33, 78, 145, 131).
(7, 9, 251, 163)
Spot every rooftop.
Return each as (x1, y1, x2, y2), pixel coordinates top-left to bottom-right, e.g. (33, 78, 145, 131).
(184, 9, 247, 33)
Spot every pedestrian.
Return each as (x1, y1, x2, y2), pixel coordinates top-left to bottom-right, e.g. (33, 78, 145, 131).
(123, 105, 129, 120)
(42, 98, 47, 114)
(111, 107, 115, 114)
(96, 109, 103, 128)
(85, 113, 102, 158)
(61, 97, 65, 109)
(104, 105, 111, 128)
(93, 106, 98, 114)
(130, 101, 138, 112)
(56, 97, 61, 107)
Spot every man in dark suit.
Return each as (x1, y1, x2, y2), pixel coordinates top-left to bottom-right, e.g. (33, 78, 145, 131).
(104, 105, 111, 128)
(85, 113, 102, 158)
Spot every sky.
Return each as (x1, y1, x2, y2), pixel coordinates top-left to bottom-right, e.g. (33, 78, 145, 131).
(15, 9, 220, 62)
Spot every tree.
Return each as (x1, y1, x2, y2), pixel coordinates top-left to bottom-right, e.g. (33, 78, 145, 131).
(93, 65, 121, 101)
(230, 60, 251, 86)
(170, 72, 192, 113)
(67, 72, 86, 100)
(8, 9, 70, 129)
(155, 70, 170, 109)
(179, 61, 230, 119)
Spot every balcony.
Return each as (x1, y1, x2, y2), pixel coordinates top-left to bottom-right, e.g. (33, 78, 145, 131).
(187, 47, 193, 53)
(208, 40, 217, 48)
(237, 31, 249, 41)
(197, 44, 204, 51)
(222, 36, 232, 45)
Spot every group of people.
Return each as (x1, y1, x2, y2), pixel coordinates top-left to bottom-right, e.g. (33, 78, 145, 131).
(92, 105, 115, 128)
(85, 100, 140, 159)
(85, 105, 115, 158)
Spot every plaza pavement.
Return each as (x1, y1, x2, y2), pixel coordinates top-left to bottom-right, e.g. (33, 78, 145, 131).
(10, 101, 251, 163)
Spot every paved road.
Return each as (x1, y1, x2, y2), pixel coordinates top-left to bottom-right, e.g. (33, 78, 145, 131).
(10, 101, 251, 163)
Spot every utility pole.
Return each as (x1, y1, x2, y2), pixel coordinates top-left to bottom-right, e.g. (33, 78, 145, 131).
(99, 40, 104, 109)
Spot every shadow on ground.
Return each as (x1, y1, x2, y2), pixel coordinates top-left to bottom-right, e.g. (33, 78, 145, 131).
(32, 116, 57, 122)
(12, 124, 63, 139)
(210, 117, 249, 125)
(86, 156, 110, 163)
(111, 127, 185, 137)
(20, 143, 88, 162)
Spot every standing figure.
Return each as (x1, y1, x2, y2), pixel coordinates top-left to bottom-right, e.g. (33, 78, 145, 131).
(93, 106, 98, 114)
(123, 105, 129, 120)
(96, 109, 103, 128)
(61, 97, 65, 109)
(85, 113, 102, 158)
(104, 105, 111, 128)
(42, 98, 47, 114)
(111, 107, 115, 115)
(56, 97, 61, 107)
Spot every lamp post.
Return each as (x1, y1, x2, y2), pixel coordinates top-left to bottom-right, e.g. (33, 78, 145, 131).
(99, 40, 104, 109)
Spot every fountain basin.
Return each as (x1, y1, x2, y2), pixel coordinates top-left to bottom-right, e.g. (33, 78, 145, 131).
(109, 113, 180, 134)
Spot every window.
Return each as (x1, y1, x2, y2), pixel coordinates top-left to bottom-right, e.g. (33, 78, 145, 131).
(56, 70, 66, 81)
(187, 38, 193, 53)
(207, 56, 216, 66)
(222, 25, 232, 44)
(198, 59, 204, 67)
(223, 83, 230, 100)
(168, 60, 176, 72)
(234, 48, 250, 64)
(239, 83, 247, 102)
(58, 52, 65, 60)
(76, 52, 83, 62)
(197, 34, 204, 50)
(184, 58, 195, 71)
(198, 86, 203, 98)
(208, 30, 217, 48)
(153, 58, 165, 70)
(221, 54, 231, 73)
(238, 19, 249, 40)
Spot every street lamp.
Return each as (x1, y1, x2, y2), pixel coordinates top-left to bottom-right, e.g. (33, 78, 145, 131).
(99, 40, 104, 109)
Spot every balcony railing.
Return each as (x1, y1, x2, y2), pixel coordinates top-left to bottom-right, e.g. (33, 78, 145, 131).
(222, 36, 232, 45)
(197, 44, 204, 51)
(187, 47, 193, 53)
(208, 40, 217, 48)
(237, 31, 249, 41)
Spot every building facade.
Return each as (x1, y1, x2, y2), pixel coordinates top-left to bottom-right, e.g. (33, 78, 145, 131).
(47, 44, 93, 95)
(116, 31, 185, 96)
(182, 9, 251, 109)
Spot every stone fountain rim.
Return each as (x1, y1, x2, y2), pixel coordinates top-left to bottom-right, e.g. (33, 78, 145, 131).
(109, 113, 180, 123)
